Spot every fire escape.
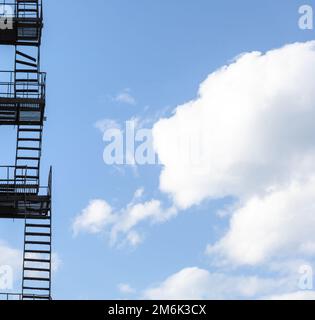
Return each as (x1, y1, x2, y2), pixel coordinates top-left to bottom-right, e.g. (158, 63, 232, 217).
(0, 0, 52, 300)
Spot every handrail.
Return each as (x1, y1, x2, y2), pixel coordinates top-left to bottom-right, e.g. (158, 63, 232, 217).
(0, 71, 46, 77)
(0, 1, 43, 19)
(0, 165, 27, 185)
(48, 166, 52, 196)
(0, 71, 46, 100)
(0, 165, 50, 195)
(0, 165, 27, 168)
(0, 293, 22, 300)
(0, 292, 50, 300)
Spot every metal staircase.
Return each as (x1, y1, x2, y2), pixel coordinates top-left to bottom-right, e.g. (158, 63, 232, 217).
(0, 0, 52, 300)
(15, 125, 43, 190)
(22, 167, 52, 300)
(22, 217, 51, 298)
(22, 218, 52, 300)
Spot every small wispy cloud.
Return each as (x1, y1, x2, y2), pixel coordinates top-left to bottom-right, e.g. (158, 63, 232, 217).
(118, 283, 136, 295)
(72, 190, 178, 247)
(114, 89, 137, 105)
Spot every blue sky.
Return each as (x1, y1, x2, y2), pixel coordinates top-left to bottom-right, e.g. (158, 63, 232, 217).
(1, 0, 315, 299)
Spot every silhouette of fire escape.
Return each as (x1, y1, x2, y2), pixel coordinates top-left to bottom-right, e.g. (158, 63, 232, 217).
(0, 0, 52, 300)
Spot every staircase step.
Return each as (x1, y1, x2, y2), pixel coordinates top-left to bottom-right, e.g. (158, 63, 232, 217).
(18, 138, 41, 142)
(17, 147, 41, 151)
(24, 277, 50, 282)
(16, 50, 37, 62)
(23, 287, 50, 293)
(25, 232, 51, 237)
(18, 9, 38, 13)
(25, 249, 50, 254)
(24, 267, 50, 272)
(16, 79, 38, 83)
(15, 69, 38, 73)
(18, 128, 42, 132)
(16, 157, 40, 160)
(25, 240, 50, 245)
(16, 59, 38, 68)
(24, 258, 50, 263)
(26, 223, 50, 228)
(16, 89, 39, 93)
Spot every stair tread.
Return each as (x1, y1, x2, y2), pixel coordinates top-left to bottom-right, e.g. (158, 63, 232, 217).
(15, 69, 38, 73)
(18, 138, 41, 141)
(24, 277, 50, 281)
(26, 223, 50, 228)
(24, 258, 50, 263)
(23, 287, 50, 292)
(25, 232, 51, 236)
(25, 240, 50, 245)
(16, 79, 39, 83)
(16, 89, 39, 93)
(18, 9, 38, 13)
(16, 59, 38, 68)
(16, 50, 37, 62)
(16, 156, 40, 160)
(18, 128, 42, 132)
(24, 267, 50, 272)
(25, 250, 50, 254)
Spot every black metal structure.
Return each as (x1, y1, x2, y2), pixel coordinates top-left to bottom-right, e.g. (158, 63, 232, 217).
(0, 0, 52, 300)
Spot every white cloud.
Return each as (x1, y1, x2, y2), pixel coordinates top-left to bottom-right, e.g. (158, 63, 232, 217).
(153, 41, 315, 209)
(118, 283, 136, 294)
(142, 267, 291, 300)
(110, 199, 177, 245)
(133, 188, 144, 200)
(0, 241, 22, 273)
(115, 90, 136, 105)
(73, 193, 177, 246)
(206, 177, 315, 266)
(72, 200, 115, 236)
(126, 231, 142, 247)
(110, 200, 163, 242)
(151, 41, 315, 268)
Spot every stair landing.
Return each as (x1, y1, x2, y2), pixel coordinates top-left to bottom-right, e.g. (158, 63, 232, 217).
(0, 98, 45, 125)
(0, 193, 50, 219)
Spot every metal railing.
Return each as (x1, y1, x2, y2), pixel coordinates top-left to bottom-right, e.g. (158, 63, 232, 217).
(0, 165, 22, 184)
(0, 165, 37, 194)
(0, 165, 53, 195)
(0, 293, 51, 300)
(0, 165, 28, 183)
(0, 1, 42, 19)
(0, 71, 46, 99)
(0, 293, 22, 300)
(47, 166, 52, 197)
